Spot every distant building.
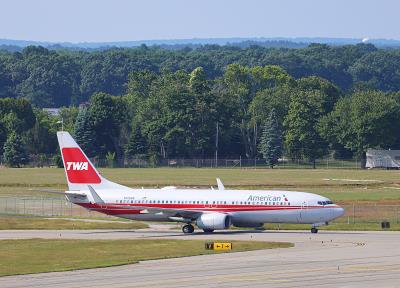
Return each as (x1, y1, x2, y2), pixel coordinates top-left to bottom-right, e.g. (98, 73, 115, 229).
(43, 108, 60, 116)
(79, 102, 90, 110)
(366, 149, 400, 168)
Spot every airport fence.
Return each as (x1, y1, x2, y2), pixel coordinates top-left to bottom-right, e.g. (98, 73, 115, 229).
(95, 158, 362, 169)
(0, 197, 108, 218)
(339, 204, 400, 225)
(0, 197, 399, 225)
(0, 155, 363, 169)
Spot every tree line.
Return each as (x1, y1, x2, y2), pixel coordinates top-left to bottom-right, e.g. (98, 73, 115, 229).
(1, 60, 400, 168)
(1, 43, 400, 108)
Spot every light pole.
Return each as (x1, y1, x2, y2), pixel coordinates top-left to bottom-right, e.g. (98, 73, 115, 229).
(215, 121, 219, 168)
(57, 117, 64, 131)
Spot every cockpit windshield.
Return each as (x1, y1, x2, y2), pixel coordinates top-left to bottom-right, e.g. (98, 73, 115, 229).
(317, 200, 333, 205)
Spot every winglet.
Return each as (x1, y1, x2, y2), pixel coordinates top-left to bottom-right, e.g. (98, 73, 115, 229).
(216, 178, 225, 190)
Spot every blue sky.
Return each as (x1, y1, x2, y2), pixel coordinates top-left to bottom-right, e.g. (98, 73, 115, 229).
(0, 0, 399, 42)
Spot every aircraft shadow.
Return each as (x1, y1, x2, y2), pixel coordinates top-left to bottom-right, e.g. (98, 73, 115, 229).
(80, 229, 369, 237)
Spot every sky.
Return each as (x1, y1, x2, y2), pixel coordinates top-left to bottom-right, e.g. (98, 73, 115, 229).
(0, 0, 399, 42)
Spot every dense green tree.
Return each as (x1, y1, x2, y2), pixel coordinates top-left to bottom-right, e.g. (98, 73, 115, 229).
(284, 90, 328, 168)
(74, 107, 97, 157)
(0, 98, 35, 131)
(127, 70, 158, 98)
(3, 132, 28, 167)
(25, 108, 58, 155)
(1, 112, 24, 133)
(135, 69, 218, 158)
(80, 49, 157, 100)
(89, 92, 126, 157)
(296, 76, 341, 112)
(319, 91, 400, 168)
(189, 67, 217, 157)
(258, 109, 282, 168)
(125, 70, 158, 122)
(0, 122, 6, 155)
(189, 67, 208, 94)
(1, 43, 400, 162)
(0, 61, 12, 98)
(349, 51, 400, 92)
(125, 126, 147, 158)
(249, 85, 294, 130)
(0, 98, 36, 155)
(0, 42, 398, 108)
(141, 70, 196, 157)
(59, 106, 79, 134)
(219, 64, 294, 158)
(16, 46, 80, 107)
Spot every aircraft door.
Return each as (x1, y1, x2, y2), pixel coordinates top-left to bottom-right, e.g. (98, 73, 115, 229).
(300, 201, 308, 221)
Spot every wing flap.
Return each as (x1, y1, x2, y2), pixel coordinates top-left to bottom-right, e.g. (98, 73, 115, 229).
(118, 205, 202, 219)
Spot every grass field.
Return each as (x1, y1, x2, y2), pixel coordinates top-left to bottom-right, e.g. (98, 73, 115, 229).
(0, 239, 292, 276)
(1, 167, 400, 204)
(0, 216, 148, 230)
(1, 167, 400, 230)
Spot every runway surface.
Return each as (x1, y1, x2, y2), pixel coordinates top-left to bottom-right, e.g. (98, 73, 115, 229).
(1, 228, 400, 287)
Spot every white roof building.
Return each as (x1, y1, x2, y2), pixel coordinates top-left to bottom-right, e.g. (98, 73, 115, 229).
(366, 149, 400, 168)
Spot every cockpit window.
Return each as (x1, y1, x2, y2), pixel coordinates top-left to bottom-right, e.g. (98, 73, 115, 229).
(318, 200, 333, 205)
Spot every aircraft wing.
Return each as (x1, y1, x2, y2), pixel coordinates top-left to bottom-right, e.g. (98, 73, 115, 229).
(118, 205, 203, 219)
(87, 185, 203, 219)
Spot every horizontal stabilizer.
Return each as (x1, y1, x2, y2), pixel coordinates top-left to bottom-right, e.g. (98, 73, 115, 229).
(87, 185, 105, 204)
(29, 188, 87, 198)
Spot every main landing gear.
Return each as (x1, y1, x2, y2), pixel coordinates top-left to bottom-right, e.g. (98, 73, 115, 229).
(182, 224, 195, 234)
(311, 227, 318, 234)
(182, 224, 214, 233)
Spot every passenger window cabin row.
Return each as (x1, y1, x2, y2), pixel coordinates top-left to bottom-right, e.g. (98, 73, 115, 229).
(116, 199, 291, 206)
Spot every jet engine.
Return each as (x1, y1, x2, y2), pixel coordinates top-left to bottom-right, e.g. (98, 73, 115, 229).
(196, 213, 231, 230)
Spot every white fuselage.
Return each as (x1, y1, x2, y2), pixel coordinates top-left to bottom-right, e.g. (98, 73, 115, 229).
(69, 187, 344, 227)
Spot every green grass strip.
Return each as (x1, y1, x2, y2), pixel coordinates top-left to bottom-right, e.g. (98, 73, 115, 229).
(0, 239, 292, 276)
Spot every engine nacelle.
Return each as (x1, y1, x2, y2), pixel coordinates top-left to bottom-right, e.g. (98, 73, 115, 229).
(196, 213, 231, 230)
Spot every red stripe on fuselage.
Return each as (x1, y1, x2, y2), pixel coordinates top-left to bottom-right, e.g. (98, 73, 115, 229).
(77, 202, 338, 215)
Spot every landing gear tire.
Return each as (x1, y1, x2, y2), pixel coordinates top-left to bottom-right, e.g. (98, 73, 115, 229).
(311, 227, 318, 234)
(203, 229, 214, 233)
(182, 224, 194, 234)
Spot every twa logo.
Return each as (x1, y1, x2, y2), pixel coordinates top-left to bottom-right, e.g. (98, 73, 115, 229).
(62, 147, 101, 184)
(66, 162, 88, 171)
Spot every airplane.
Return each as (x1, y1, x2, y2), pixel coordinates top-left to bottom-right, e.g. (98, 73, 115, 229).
(57, 131, 344, 234)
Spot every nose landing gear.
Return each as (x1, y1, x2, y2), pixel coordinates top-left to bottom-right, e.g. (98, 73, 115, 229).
(310, 222, 329, 233)
(182, 224, 194, 234)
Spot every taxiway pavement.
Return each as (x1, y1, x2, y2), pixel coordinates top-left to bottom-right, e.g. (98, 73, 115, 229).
(0, 229, 399, 287)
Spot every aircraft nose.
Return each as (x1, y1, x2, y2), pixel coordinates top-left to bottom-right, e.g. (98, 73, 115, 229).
(334, 207, 345, 218)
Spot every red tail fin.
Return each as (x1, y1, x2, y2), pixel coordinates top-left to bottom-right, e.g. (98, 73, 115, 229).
(57, 131, 129, 192)
(62, 147, 101, 184)
(57, 131, 103, 190)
